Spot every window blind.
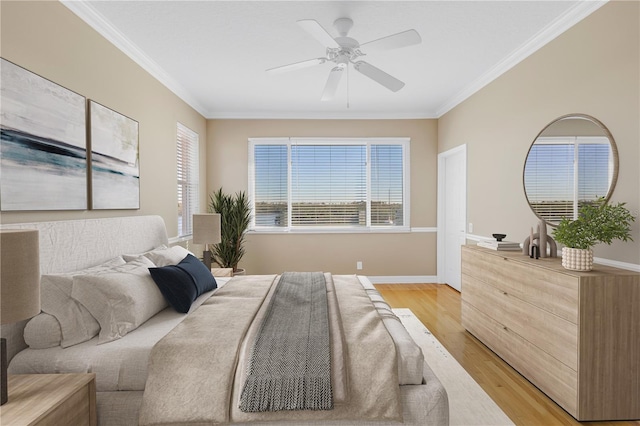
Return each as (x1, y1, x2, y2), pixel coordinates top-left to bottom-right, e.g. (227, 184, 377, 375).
(177, 123, 199, 237)
(291, 144, 366, 227)
(249, 138, 409, 231)
(524, 137, 611, 222)
(578, 144, 611, 203)
(254, 144, 288, 227)
(524, 143, 574, 222)
(371, 145, 404, 226)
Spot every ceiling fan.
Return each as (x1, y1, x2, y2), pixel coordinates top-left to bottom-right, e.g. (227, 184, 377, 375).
(267, 18, 421, 101)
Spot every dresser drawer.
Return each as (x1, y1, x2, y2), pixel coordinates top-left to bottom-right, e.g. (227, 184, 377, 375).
(462, 301, 578, 416)
(463, 274, 578, 370)
(462, 247, 578, 323)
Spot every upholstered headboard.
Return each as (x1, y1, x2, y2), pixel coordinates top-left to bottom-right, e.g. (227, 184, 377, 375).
(0, 215, 169, 361)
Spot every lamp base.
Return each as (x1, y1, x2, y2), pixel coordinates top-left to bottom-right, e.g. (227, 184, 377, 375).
(202, 250, 212, 270)
(1, 337, 7, 405)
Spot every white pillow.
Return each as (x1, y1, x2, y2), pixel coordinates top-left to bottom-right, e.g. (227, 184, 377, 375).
(124, 245, 191, 267)
(71, 256, 167, 344)
(40, 256, 126, 347)
(24, 313, 62, 349)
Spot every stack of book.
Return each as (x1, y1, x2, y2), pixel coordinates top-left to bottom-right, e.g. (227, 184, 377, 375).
(477, 240, 521, 251)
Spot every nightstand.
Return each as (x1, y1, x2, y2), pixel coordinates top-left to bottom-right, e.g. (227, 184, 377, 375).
(1, 373, 96, 426)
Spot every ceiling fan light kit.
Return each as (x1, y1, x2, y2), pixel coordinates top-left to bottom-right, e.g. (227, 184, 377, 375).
(268, 17, 421, 101)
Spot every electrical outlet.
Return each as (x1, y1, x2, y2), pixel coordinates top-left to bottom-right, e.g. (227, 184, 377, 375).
(356, 261, 363, 270)
(468, 223, 473, 233)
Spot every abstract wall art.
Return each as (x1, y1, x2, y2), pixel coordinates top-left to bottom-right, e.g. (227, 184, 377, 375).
(0, 58, 87, 211)
(89, 100, 140, 209)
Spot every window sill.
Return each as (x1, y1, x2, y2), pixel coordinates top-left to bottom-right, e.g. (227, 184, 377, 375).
(248, 227, 412, 235)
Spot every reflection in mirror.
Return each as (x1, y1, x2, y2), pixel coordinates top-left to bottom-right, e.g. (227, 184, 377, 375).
(523, 114, 618, 225)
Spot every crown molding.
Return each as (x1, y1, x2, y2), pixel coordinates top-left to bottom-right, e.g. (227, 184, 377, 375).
(60, 0, 209, 117)
(205, 111, 438, 120)
(435, 0, 609, 118)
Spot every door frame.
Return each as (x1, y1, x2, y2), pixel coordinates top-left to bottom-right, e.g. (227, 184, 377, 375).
(437, 144, 467, 286)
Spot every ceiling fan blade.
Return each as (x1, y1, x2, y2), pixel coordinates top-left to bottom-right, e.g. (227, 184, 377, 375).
(353, 61, 405, 92)
(266, 57, 326, 74)
(360, 29, 422, 51)
(321, 67, 345, 101)
(297, 19, 340, 49)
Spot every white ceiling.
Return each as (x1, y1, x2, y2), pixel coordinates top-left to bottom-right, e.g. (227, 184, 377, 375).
(62, 1, 606, 119)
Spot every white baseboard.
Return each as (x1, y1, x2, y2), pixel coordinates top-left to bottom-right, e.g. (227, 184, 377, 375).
(367, 275, 439, 284)
(594, 257, 640, 272)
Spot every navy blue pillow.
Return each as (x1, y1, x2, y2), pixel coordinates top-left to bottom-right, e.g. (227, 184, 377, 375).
(148, 254, 217, 313)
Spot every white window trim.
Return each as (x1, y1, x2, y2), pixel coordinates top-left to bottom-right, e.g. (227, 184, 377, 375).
(248, 137, 410, 233)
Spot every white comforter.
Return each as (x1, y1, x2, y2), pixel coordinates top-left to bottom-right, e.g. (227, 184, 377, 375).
(8, 286, 225, 391)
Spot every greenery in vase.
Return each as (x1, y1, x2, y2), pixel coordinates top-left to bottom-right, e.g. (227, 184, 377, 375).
(208, 188, 251, 271)
(552, 198, 635, 250)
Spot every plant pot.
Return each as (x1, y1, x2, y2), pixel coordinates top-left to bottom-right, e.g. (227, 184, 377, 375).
(561, 247, 593, 271)
(232, 268, 246, 276)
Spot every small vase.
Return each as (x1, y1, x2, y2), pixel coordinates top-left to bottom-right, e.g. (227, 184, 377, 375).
(561, 247, 593, 271)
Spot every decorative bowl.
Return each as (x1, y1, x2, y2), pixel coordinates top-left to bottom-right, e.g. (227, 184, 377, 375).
(492, 233, 507, 241)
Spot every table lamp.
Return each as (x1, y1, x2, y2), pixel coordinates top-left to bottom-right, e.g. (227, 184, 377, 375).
(1, 229, 40, 405)
(192, 214, 221, 270)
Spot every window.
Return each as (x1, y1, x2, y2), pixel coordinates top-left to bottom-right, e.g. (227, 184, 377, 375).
(524, 136, 613, 222)
(177, 123, 199, 237)
(249, 138, 409, 231)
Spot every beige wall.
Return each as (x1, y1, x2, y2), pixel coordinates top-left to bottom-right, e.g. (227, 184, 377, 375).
(438, 1, 640, 265)
(0, 1, 207, 238)
(207, 119, 438, 275)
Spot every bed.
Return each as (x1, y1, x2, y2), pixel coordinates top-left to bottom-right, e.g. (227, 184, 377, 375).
(2, 215, 448, 425)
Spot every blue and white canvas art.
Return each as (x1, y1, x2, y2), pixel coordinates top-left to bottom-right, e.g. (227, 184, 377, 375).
(89, 100, 139, 209)
(0, 58, 87, 211)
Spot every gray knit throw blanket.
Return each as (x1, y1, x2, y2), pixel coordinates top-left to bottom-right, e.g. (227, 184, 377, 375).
(239, 272, 333, 412)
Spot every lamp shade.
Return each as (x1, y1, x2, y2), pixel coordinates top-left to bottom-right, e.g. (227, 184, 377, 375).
(1, 229, 40, 325)
(192, 214, 221, 245)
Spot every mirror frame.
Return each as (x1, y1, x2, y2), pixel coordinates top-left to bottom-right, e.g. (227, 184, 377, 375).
(523, 113, 619, 226)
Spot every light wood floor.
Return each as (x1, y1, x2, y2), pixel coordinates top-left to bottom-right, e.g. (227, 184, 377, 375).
(374, 284, 640, 426)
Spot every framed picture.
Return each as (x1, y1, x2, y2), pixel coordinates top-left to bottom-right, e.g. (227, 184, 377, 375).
(89, 100, 140, 209)
(0, 58, 87, 211)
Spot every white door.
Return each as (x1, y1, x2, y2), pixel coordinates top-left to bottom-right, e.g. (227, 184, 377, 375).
(437, 145, 467, 291)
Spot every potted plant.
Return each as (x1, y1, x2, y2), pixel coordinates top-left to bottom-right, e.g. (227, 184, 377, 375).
(552, 198, 635, 271)
(208, 188, 251, 274)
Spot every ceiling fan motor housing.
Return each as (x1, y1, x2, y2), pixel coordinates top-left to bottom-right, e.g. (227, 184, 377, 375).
(328, 36, 362, 64)
(333, 17, 353, 36)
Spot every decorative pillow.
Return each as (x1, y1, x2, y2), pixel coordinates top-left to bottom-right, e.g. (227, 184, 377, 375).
(40, 256, 126, 348)
(24, 313, 62, 349)
(124, 245, 191, 267)
(71, 256, 168, 344)
(149, 254, 217, 313)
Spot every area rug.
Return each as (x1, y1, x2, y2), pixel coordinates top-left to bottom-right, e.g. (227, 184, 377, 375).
(393, 308, 514, 426)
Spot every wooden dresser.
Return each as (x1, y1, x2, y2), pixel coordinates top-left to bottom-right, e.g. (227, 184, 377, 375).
(461, 244, 640, 421)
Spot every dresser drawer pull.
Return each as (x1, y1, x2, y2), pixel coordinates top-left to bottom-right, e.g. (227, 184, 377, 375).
(502, 326, 508, 331)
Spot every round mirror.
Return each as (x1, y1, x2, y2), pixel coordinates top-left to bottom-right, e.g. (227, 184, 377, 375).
(523, 114, 618, 226)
